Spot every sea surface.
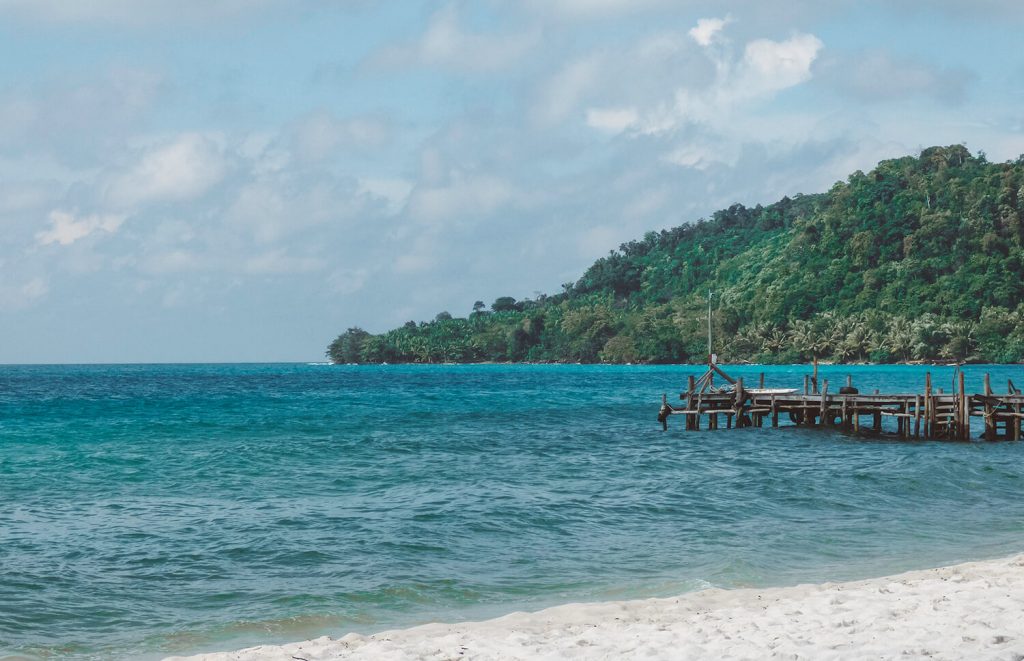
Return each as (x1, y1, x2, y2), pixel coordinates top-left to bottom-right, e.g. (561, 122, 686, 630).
(2, 363, 1024, 660)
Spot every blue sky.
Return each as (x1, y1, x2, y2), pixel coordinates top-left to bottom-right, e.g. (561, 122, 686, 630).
(1, 0, 1022, 363)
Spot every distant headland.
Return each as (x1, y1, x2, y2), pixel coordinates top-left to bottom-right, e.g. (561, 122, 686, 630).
(328, 145, 1024, 365)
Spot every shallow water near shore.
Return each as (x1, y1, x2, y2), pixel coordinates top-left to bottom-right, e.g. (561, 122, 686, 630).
(2, 363, 1024, 660)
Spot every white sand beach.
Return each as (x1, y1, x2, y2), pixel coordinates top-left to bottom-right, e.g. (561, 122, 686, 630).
(167, 553, 1024, 661)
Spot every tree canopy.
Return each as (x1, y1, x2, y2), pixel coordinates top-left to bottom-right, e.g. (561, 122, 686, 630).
(329, 146, 1024, 364)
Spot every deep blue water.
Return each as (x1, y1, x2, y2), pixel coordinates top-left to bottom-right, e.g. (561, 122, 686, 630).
(2, 363, 1024, 660)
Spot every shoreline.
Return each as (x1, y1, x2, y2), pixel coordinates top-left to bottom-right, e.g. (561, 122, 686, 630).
(167, 553, 1024, 660)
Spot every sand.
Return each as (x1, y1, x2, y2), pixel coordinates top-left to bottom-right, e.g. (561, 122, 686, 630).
(167, 554, 1024, 660)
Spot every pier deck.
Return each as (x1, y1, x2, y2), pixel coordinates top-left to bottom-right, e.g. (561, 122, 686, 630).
(658, 369, 1023, 441)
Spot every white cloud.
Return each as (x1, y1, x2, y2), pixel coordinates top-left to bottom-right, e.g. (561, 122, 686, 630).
(525, 0, 668, 20)
(648, 32, 823, 134)
(0, 66, 164, 163)
(0, 0, 282, 24)
(108, 133, 226, 207)
(370, 5, 538, 72)
(585, 107, 640, 133)
(36, 210, 125, 246)
(406, 173, 516, 225)
(531, 55, 603, 126)
(291, 111, 391, 163)
(689, 17, 730, 47)
(0, 276, 48, 309)
(742, 33, 823, 93)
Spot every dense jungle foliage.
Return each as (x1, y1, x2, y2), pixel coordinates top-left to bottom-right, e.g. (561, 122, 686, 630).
(329, 145, 1024, 364)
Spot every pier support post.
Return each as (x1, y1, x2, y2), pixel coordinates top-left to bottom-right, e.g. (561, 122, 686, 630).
(771, 395, 778, 427)
(686, 375, 696, 431)
(914, 395, 922, 438)
(819, 379, 829, 424)
(959, 371, 968, 441)
(734, 377, 745, 428)
(924, 372, 932, 438)
(984, 373, 994, 441)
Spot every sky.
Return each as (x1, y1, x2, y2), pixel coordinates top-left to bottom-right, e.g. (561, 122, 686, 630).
(1, 1, 1023, 363)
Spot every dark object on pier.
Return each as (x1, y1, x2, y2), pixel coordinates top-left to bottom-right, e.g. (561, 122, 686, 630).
(659, 369, 1024, 442)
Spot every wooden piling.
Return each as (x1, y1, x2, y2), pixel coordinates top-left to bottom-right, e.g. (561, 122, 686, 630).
(686, 375, 696, 431)
(925, 372, 933, 438)
(958, 371, 967, 441)
(914, 395, 922, 438)
(734, 377, 745, 428)
(984, 373, 994, 441)
(819, 379, 829, 424)
(759, 372, 765, 389)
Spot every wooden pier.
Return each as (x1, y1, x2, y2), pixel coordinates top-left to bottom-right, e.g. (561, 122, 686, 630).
(658, 365, 1024, 442)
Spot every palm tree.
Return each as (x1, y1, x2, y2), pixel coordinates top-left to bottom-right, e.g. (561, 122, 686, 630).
(940, 320, 976, 362)
(885, 317, 915, 362)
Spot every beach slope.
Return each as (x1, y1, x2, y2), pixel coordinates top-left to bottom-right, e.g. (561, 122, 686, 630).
(168, 554, 1024, 660)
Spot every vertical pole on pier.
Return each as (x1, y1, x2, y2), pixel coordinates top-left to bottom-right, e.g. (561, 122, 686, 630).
(924, 372, 932, 438)
(873, 409, 882, 432)
(759, 372, 765, 389)
(853, 405, 860, 433)
(841, 394, 848, 430)
(914, 395, 922, 438)
(709, 412, 718, 430)
(819, 379, 829, 425)
(804, 374, 809, 396)
(812, 357, 819, 395)
(771, 395, 778, 427)
(686, 375, 696, 431)
(1014, 403, 1021, 441)
(846, 374, 852, 389)
(983, 373, 994, 441)
(734, 377, 745, 428)
(958, 371, 967, 441)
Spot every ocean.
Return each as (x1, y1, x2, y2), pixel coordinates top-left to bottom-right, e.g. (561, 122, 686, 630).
(2, 363, 1023, 660)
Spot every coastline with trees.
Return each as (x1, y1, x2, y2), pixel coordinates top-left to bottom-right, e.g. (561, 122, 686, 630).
(329, 146, 1024, 366)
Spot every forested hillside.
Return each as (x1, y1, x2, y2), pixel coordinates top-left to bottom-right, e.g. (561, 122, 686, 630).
(329, 145, 1024, 364)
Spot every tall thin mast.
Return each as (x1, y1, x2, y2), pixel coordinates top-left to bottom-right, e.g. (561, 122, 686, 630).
(707, 289, 713, 364)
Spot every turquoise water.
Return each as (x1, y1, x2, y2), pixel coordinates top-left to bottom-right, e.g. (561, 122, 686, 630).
(2, 363, 1024, 660)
